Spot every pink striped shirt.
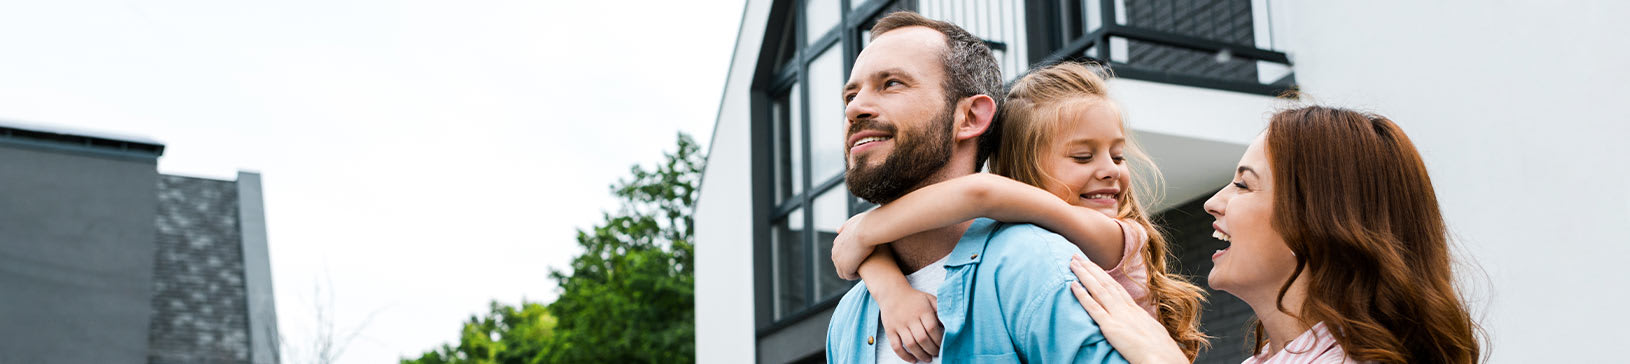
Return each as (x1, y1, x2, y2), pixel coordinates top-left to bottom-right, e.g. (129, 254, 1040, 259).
(1239, 322, 1364, 364)
(1102, 219, 1155, 315)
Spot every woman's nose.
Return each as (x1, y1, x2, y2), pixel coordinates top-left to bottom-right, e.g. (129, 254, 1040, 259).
(1203, 187, 1228, 217)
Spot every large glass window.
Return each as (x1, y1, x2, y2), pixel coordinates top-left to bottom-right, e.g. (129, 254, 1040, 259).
(758, 0, 1037, 330)
(760, 0, 876, 325)
(812, 183, 851, 300)
(806, 46, 846, 181)
(772, 86, 803, 202)
(804, 0, 842, 46)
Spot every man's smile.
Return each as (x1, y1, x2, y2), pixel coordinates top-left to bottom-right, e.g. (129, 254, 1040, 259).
(847, 130, 893, 155)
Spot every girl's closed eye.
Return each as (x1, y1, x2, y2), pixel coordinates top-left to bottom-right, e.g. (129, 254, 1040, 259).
(1232, 181, 1249, 191)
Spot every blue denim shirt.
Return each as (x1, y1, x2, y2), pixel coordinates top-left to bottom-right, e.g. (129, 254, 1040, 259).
(826, 218, 1129, 364)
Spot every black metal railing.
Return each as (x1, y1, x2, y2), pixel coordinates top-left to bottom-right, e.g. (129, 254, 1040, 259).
(1026, 0, 1295, 96)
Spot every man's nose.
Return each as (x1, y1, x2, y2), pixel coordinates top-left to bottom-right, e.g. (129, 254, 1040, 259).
(845, 91, 876, 122)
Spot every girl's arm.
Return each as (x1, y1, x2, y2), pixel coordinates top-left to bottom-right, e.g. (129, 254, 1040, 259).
(833, 173, 1125, 278)
(856, 246, 942, 363)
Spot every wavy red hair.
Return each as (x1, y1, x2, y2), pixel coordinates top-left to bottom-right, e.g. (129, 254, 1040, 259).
(1259, 106, 1482, 363)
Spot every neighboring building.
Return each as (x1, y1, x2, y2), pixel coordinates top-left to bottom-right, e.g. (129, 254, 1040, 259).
(0, 122, 280, 364)
(697, 0, 1628, 363)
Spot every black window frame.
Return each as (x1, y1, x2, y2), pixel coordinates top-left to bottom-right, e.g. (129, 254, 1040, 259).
(752, 0, 913, 337)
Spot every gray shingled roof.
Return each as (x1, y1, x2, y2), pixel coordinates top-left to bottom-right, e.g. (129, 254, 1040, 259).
(149, 175, 253, 364)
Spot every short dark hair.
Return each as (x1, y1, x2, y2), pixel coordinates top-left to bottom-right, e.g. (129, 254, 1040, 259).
(870, 11, 1004, 170)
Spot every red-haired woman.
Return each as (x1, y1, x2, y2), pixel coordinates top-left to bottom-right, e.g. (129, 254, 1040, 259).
(1067, 106, 1482, 364)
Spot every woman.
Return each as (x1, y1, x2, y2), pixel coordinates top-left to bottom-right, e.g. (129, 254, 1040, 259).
(1066, 106, 1482, 363)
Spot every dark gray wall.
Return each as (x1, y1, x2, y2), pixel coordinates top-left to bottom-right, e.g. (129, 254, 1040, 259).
(0, 144, 160, 364)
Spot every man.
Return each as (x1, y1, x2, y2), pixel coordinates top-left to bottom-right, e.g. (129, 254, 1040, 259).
(825, 11, 1128, 364)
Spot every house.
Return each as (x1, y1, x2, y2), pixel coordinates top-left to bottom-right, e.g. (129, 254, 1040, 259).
(693, 0, 1627, 362)
(0, 121, 280, 364)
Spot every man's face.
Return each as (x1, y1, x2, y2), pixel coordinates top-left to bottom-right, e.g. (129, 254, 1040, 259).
(840, 26, 957, 204)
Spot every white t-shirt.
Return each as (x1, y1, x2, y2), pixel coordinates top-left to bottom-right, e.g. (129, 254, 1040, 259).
(875, 253, 952, 364)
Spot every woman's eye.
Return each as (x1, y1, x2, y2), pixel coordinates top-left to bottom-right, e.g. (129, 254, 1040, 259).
(1111, 156, 1126, 164)
(1232, 181, 1249, 190)
(1072, 156, 1092, 163)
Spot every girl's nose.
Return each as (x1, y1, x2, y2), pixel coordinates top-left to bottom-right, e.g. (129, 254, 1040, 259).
(1096, 161, 1120, 180)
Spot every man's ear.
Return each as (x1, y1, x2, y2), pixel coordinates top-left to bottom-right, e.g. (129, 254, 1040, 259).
(954, 94, 996, 142)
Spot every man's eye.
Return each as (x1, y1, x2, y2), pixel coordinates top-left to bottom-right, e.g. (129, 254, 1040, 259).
(884, 80, 904, 87)
(844, 93, 856, 103)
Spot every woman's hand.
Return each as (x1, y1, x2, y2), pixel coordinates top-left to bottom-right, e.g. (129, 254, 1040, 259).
(832, 212, 874, 280)
(875, 284, 943, 363)
(1068, 255, 1189, 364)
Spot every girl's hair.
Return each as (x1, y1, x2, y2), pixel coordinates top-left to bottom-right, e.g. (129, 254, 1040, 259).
(990, 62, 1211, 360)
(1258, 106, 1482, 363)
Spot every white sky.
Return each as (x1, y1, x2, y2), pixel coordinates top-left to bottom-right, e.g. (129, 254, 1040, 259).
(0, 0, 745, 362)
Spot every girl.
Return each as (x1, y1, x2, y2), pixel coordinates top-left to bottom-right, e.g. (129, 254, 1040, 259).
(1065, 106, 1482, 363)
(829, 62, 1209, 363)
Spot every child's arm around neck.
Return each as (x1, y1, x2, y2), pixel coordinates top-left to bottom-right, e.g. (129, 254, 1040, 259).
(841, 172, 1126, 274)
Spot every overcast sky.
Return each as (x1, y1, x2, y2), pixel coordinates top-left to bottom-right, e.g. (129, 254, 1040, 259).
(0, 0, 744, 362)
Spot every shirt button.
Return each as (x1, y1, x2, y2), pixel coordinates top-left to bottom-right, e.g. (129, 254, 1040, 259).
(867, 336, 875, 345)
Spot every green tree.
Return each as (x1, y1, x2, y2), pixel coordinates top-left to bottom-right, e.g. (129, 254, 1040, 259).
(403, 302, 556, 364)
(404, 132, 701, 364)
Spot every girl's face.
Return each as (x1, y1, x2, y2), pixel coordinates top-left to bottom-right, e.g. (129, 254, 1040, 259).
(1041, 101, 1131, 217)
(1203, 133, 1298, 299)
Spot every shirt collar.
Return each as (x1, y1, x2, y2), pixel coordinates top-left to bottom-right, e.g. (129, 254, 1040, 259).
(945, 218, 999, 267)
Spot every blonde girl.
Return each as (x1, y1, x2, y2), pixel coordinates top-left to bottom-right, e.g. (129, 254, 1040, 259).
(830, 62, 1209, 362)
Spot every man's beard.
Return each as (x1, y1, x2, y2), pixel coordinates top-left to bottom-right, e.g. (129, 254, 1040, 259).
(845, 105, 956, 204)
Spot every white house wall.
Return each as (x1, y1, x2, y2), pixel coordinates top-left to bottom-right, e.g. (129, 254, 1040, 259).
(693, 1, 770, 363)
(1268, 1, 1630, 362)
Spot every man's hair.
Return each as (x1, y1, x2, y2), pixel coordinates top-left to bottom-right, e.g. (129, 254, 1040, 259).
(870, 11, 1004, 170)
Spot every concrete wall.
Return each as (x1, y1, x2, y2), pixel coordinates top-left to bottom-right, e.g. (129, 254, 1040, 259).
(237, 172, 280, 364)
(0, 144, 160, 364)
(693, 0, 771, 363)
(1266, 1, 1630, 361)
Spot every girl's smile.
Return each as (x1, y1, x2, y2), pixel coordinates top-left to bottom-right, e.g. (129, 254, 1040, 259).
(1042, 99, 1131, 217)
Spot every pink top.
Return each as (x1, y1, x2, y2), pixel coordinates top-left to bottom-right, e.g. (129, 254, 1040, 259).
(1240, 322, 1363, 364)
(1102, 219, 1155, 315)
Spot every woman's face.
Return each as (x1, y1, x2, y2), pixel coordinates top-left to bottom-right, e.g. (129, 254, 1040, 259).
(1041, 101, 1132, 217)
(1203, 133, 1298, 298)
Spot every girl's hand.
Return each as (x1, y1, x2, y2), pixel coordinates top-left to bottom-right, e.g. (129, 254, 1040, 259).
(876, 285, 943, 363)
(832, 212, 873, 280)
(1068, 256, 1188, 364)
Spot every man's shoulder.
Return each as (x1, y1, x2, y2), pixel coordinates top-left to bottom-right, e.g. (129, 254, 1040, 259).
(979, 222, 1081, 276)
